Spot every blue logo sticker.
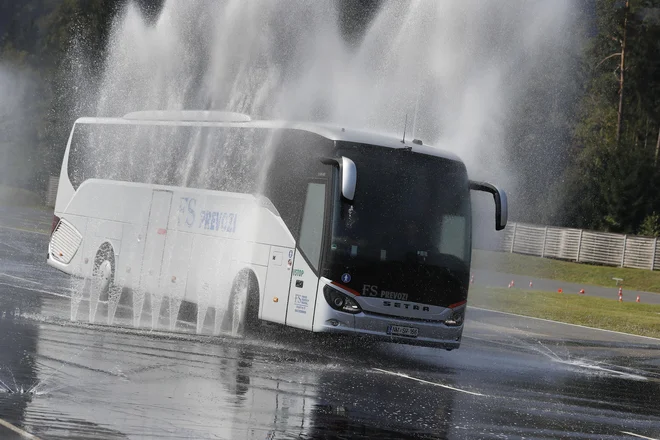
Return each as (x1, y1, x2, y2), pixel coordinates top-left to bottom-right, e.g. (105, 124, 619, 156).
(341, 273, 351, 283)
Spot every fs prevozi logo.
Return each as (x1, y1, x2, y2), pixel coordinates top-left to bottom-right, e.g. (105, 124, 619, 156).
(341, 273, 351, 283)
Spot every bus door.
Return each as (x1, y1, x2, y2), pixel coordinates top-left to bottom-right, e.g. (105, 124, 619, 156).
(139, 190, 173, 317)
(285, 178, 328, 330)
(261, 245, 295, 325)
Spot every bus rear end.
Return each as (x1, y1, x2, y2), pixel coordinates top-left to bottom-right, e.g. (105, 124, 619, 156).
(47, 121, 81, 275)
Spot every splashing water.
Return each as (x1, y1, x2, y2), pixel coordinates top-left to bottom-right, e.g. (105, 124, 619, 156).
(488, 333, 650, 381)
(93, 0, 574, 178)
(0, 64, 40, 191)
(69, 0, 575, 333)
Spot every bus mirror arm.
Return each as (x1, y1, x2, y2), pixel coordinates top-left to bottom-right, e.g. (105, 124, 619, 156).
(469, 181, 508, 231)
(320, 156, 357, 202)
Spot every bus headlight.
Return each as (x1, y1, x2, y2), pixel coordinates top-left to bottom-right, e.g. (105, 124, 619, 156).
(445, 309, 464, 327)
(323, 285, 362, 314)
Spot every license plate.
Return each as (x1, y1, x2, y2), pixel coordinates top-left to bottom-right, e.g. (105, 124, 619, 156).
(387, 325, 419, 338)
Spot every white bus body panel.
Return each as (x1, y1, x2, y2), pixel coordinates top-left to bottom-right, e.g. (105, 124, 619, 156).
(48, 179, 296, 326)
(262, 246, 294, 324)
(140, 190, 173, 301)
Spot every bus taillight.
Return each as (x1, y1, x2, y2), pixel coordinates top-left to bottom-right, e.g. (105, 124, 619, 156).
(51, 215, 61, 236)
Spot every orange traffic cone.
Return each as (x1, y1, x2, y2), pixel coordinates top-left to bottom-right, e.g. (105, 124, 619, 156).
(636, 295, 640, 303)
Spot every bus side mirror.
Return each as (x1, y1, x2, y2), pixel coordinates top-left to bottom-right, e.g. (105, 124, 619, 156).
(321, 156, 357, 202)
(469, 181, 507, 231)
(340, 157, 357, 201)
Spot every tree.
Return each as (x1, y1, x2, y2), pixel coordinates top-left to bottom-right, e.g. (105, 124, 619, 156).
(560, 0, 660, 233)
(639, 212, 660, 236)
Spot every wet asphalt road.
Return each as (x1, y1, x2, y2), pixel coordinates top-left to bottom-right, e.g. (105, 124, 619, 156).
(0, 207, 659, 439)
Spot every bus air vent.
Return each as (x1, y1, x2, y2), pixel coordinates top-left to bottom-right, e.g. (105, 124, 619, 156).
(49, 220, 82, 264)
(122, 110, 251, 123)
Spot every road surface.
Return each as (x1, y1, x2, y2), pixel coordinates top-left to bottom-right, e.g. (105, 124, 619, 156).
(0, 206, 658, 439)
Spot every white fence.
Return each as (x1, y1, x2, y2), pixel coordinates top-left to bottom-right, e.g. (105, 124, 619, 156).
(500, 222, 660, 271)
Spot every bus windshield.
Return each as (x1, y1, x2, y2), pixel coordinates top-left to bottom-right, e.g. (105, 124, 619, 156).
(325, 145, 471, 307)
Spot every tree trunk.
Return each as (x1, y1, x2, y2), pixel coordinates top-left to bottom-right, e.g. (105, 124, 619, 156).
(655, 126, 660, 166)
(616, 0, 629, 145)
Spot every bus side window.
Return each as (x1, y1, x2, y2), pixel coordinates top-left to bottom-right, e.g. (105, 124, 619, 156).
(298, 182, 326, 271)
(439, 214, 467, 260)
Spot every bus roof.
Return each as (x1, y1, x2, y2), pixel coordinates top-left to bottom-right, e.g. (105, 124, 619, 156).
(74, 115, 462, 162)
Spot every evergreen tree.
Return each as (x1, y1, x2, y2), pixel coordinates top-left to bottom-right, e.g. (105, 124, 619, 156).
(562, 0, 660, 233)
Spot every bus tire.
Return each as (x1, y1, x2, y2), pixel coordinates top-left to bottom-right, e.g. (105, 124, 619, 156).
(90, 243, 122, 324)
(226, 270, 260, 336)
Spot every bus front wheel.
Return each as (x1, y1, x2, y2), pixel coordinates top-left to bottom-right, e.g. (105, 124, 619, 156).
(226, 271, 260, 336)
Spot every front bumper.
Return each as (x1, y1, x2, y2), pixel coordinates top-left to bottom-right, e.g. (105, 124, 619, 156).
(312, 302, 463, 349)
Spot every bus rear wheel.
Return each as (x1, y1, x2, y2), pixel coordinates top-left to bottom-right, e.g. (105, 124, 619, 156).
(226, 271, 260, 336)
(90, 243, 122, 325)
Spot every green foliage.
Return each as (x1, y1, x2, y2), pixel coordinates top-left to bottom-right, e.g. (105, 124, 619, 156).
(639, 212, 660, 236)
(560, 0, 660, 233)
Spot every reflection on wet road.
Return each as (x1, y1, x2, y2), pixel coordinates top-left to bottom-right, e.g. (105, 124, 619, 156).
(0, 209, 659, 439)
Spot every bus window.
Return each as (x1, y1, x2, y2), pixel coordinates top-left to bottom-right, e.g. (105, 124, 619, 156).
(261, 131, 334, 242)
(67, 123, 264, 193)
(439, 215, 467, 260)
(298, 182, 326, 271)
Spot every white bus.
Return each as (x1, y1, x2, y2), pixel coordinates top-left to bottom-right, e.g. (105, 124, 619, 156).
(47, 111, 506, 350)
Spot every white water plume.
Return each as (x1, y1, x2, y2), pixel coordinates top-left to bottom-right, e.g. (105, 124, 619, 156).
(70, 0, 576, 331)
(0, 63, 39, 192)
(95, 0, 574, 183)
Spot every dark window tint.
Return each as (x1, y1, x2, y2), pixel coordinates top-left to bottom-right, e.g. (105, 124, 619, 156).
(68, 123, 269, 193)
(261, 131, 334, 240)
(330, 145, 471, 266)
(323, 144, 472, 308)
(298, 182, 327, 271)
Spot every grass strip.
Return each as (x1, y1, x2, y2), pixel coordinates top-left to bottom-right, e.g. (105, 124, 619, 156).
(468, 285, 660, 339)
(472, 249, 660, 294)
